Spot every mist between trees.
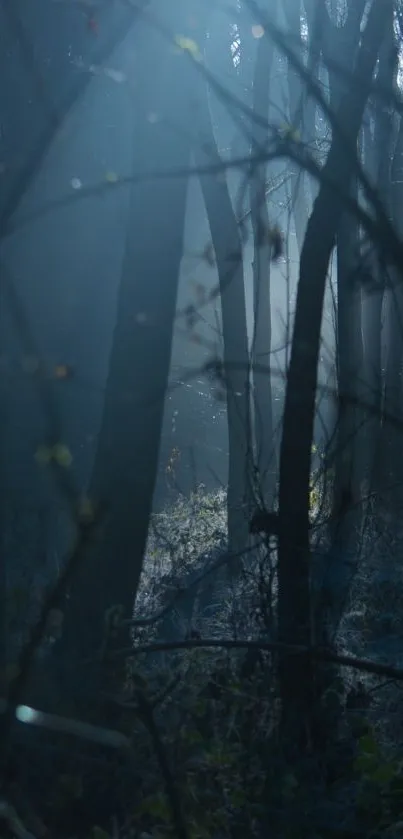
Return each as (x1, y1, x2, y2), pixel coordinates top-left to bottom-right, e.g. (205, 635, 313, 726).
(3, 0, 403, 837)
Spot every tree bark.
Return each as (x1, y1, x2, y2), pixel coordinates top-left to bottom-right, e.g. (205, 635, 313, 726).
(332, 192, 364, 541)
(55, 1, 196, 699)
(325, 0, 365, 543)
(383, 117, 403, 506)
(376, 17, 403, 506)
(276, 0, 388, 753)
(362, 7, 396, 496)
(283, 0, 310, 253)
(249, 4, 277, 507)
(283, 0, 326, 252)
(195, 73, 252, 560)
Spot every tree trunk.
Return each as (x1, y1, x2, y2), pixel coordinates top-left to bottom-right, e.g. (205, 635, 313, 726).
(55, 2, 196, 699)
(195, 74, 252, 560)
(363, 7, 396, 496)
(383, 117, 403, 507)
(283, 0, 310, 253)
(249, 4, 277, 507)
(283, 0, 327, 252)
(325, 0, 365, 543)
(277, 0, 388, 753)
(375, 17, 402, 507)
(332, 193, 364, 542)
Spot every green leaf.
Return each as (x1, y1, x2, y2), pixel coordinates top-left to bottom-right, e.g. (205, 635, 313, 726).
(229, 788, 246, 808)
(359, 733, 379, 756)
(355, 754, 378, 776)
(174, 36, 201, 60)
(183, 728, 204, 746)
(52, 443, 73, 467)
(91, 828, 110, 839)
(370, 763, 396, 785)
(138, 794, 170, 821)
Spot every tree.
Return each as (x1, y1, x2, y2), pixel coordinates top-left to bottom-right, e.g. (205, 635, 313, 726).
(282, 0, 314, 253)
(276, 0, 390, 752)
(375, 8, 403, 507)
(248, 0, 277, 507)
(324, 0, 366, 542)
(382, 114, 403, 505)
(195, 65, 253, 560)
(362, 4, 397, 497)
(55, 2, 198, 699)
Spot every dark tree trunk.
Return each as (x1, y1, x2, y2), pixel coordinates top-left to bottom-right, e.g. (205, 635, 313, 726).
(332, 193, 364, 542)
(383, 118, 403, 507)
(363, 7, 396, 496)
(55, 2, 196, 699)
(325, 0, 365, 544)
(277, 0, 388, 753)
(360, 114, 383, 495)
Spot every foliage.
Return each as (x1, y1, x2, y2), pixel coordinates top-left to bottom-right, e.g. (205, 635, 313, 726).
(132, 484, 277, 653)
(352, 727, 403, 836)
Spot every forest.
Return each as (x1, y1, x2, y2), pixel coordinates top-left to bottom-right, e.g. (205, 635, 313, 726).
(1, 0, 403, 836)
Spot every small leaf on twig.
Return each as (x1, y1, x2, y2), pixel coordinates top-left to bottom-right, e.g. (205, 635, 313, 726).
(174, 35, 201, 60)
(52, 444, 73, 468)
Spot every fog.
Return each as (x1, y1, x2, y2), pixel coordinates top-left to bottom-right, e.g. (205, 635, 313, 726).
(0, 6, 335, 561)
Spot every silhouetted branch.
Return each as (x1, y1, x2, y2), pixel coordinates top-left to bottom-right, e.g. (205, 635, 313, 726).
(0, 0, 146, 234)
(0, 510, 103, 777)
(2, 636, 403, 756)
(112, 636, 403, 683)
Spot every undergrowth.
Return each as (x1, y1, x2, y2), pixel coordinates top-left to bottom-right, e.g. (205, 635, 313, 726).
(6, 485, 403, 839)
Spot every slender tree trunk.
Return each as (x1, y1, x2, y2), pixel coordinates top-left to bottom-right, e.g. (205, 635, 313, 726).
(383, 117, 403, 506)
(249, 4, 277, 506)
(382, 82, 403, 509)
(283, 0, 310, 253)
(195, 76, 252, 560)
(283, 0, 327, 253)
(363, 8, 396, 496)
(0, 503, 6, 694)
(325, 0, 365, 542)
(332, 192, 364, 541)
(236, 4, 257, 161)
(359, 124, 383, 493)
(55, 3, 196, 699)
(277, 0, 388, 753)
